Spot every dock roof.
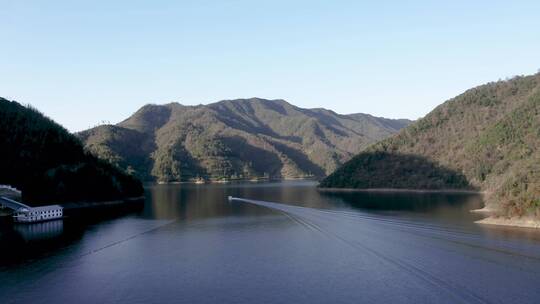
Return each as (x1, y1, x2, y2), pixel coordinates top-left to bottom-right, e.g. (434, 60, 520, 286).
(30, 205, 63, 211)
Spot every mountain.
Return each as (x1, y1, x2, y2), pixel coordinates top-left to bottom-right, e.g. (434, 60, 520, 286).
(0, 98, 143, 206)
(78, 98, 411, 182)
(321, 73, 540, 217)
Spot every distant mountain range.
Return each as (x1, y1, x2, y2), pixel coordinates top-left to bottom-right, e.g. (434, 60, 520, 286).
(0, 98, 143, 205)
(321, 73, 540, 218)
(78, 98, 411, 182)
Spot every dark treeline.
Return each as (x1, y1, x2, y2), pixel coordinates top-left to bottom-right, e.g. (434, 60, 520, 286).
(0, 98, 143, 206)
(319, 151, 473, 190)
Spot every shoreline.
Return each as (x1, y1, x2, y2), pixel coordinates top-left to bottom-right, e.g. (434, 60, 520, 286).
(470, 206, 498, 214)
(155, 177, 318, 185)
(471, 207, 540, 229)
(475, 216, 540, 229)
(61, 196, 145, 211)
(470, 206, 540, 229)
(317, 187, 484, 194)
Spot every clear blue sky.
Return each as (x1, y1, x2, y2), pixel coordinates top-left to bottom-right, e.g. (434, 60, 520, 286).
(1, 0, 539, 131)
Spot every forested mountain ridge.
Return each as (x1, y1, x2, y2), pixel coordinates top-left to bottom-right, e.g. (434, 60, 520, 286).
(321, 73, 540, 217)
(79, 98, 411, 182)
(0, 98, 143, 205)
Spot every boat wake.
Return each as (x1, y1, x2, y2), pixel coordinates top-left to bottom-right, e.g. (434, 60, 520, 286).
(229, 197, 540, 304)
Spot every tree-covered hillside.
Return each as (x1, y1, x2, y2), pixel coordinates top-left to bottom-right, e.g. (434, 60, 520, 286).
(0, 98, 143, 205)
(321, 73, 540, 217)
(79, 98, 411, 182)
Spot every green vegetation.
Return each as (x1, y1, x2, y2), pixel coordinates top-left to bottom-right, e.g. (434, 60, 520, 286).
(320, 152, 472, 190)
(321, 73, 540, 217)
(0, 98, 143, 205)
(79, 98, 411, 182)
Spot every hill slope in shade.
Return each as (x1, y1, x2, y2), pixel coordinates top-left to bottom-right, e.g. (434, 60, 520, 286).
(79, 98, 411, 182)
(321, 73, 540, 217)
(0, 98, 143, 206)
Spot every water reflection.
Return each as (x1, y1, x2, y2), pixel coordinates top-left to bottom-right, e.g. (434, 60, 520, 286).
(2, 181, 540, 304)
(319, 191, 484, 212)
(13, 220, 64, 241)
(2, 181, 539, 266)
(319, 190, 487, 225)
(142, 181, 330, 222)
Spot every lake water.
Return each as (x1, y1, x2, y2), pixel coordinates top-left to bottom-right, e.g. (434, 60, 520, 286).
(2, 180, 540, 303)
